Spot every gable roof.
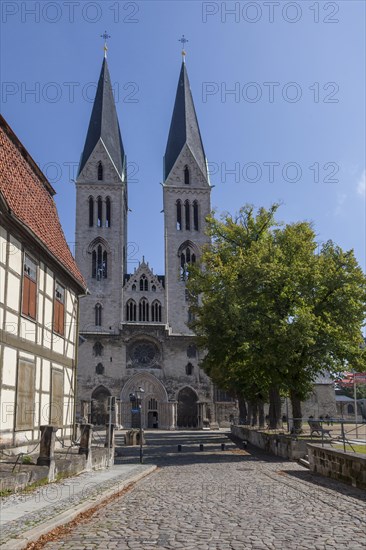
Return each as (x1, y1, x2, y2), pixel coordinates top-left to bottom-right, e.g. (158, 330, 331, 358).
(0, 115, 86, 291)
(78, 57, 125, 179)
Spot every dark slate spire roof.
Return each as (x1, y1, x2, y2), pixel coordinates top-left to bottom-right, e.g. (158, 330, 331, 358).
(164, 62, 207, 181)
(78, 58, 125, 178)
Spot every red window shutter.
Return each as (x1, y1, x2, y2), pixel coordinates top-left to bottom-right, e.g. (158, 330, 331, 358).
(22, 276, 30, 316)
(53, 300, 60, 334)
(58, 302, 65, 336)
(28, 279, 37, 319)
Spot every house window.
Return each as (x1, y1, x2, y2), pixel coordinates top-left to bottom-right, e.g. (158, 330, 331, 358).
(186, 363, 194, 375)
(98, 162, 103, 181)
(15, 359, 35, 430)
(95, 303, 102, 326)
(92, 244, 108, 280)
(97, 197, 103, 227)
(193, 201, 199, 231)
(139, 298, 149, 322)
(176, 200, 182, 230)
(53, 282, 65, 336)
(106, 197, 111, 227)
(151, 300, 162, 322)
(22, 254, 37, 320)
(93, 341, 104, 356)
(185, 200, 190, 230)
(89, 197, 94, 227)
(50, 369, 64, 426)
(126, 299, 137, 322)
(184, 166, 190, 185)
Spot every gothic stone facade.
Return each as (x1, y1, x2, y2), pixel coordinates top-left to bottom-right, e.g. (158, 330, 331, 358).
(75, 58, 237, 429)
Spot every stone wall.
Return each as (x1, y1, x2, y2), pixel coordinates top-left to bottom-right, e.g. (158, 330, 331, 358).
(231, 425, 308, 460)
(307, 444, 366, 490)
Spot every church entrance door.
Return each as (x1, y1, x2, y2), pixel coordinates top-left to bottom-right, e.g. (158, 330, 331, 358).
(148, 411, 159, 428)
(177, 387, 198, 428)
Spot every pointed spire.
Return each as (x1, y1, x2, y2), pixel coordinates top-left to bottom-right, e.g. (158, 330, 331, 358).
(78, 57, 125, 179)
(164, 61, 207, 181)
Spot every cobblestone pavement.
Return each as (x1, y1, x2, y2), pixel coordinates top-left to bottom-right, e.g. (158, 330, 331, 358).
(41, 431, 366, 550)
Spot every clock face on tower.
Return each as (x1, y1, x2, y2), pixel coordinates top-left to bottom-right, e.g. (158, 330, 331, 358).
(128, 341, 160, 368)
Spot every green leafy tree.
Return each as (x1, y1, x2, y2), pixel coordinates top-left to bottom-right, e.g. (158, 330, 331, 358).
(188, 205, 366, 430)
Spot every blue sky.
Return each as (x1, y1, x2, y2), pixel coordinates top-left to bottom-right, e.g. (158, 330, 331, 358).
(1, 0, 365, 276)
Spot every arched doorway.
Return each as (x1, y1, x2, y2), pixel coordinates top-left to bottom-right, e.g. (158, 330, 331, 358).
(120, 373, 172, 429)
(91, 385, 111, 426)
(177, 387, 198, 428)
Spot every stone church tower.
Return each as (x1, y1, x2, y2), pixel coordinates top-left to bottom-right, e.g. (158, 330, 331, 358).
(75, 52, 237, 429)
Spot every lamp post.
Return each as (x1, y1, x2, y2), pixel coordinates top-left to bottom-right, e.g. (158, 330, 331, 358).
(129, 387, 145, 463)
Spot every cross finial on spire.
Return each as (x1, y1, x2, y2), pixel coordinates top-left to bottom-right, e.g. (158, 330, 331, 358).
(178, 34, 188, 62)
(101, 31, 111, 58)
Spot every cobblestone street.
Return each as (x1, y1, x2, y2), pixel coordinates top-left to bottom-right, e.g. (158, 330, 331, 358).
(41, 431, 365, 550)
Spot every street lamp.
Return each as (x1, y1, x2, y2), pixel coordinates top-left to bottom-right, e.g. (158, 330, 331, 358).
(129, 387, 145, 463)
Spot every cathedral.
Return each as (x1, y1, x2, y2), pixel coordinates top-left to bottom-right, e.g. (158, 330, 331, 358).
(75, 50, 237, 429)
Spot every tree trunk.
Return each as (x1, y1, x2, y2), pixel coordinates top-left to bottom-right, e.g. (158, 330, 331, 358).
(268, 386, 282, 429)
(258, 400, 265, 428)
(251, 401, 258, 427)
(290, 388, 303, 433)
(238, 396, 247, 425)
(247, 402, 252, 426)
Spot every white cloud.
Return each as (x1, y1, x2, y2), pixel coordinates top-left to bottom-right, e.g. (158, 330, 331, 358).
(357, 169, 366, 197)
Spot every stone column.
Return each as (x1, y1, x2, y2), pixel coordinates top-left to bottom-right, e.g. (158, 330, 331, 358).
(37, 425, 58, 481)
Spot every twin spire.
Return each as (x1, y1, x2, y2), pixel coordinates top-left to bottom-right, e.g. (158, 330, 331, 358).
(78, 39, 207, 183)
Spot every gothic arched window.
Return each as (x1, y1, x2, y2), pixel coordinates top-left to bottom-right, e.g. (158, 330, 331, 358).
(139, 275, 148, 292)
(179, 244, 197, 281)
(97, 197, 103, 227)
(126, 299, 137, 322)
(93, 341, 103, 356)
(176, 200, 182, 230)
(98, 162, 103, 181)
(193, 201, 199, 231)
(139, 298, 149, 322)
(106, 197, 111, 227)
(184, 166, 190, 185)
(185, 200, 190, 230)
(187, 345, 197, 358)
(185, 363, 194, 375)
(92, 244, 108, 280)
(89, 196, 94, 227)
(151, 300, 162, 322)
(95, 303, 102, 326)
(96, 363, 104, 374)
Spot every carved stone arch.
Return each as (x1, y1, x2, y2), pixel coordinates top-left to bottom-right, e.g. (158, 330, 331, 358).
(91, 385, 111, 425)
(177, 240, 199, 258)
(177, 386, 198, 428)
(87, 237, 111, 254)
(120, 372, 168, 403)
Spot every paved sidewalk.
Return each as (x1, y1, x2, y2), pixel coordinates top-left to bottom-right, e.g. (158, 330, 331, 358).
(0, 463, 156, 549)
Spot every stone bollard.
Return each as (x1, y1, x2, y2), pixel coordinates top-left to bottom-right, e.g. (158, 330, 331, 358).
(37, 425, 58, 482)
(221, 443, 226, 451)
(105, 423, 116, 448)
(79, 424, 93, 470)
(177, 444, 182, 452)
(199, 444, 204, 452)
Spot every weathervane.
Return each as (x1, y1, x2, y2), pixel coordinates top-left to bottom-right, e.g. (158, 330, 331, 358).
(178, 34, 188, 61)
(101, 31, 111, 58)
